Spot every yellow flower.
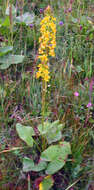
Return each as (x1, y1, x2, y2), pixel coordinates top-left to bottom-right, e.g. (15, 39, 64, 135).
(39, 183, 43, 190)
(36, 5, 56, 82)
(38, 55, 48, 63)
(36, 71, 41, 79)
(49, 50, 55, 57)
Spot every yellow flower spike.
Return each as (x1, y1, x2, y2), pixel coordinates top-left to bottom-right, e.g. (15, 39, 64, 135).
(36, 5, 56, 82)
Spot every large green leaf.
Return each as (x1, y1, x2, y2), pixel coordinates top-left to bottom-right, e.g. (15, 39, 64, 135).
(0, 46, 13, 56)
(16, 12, 35, 25)
(41, 142, 71, 162)
(23, 157, 47, 172)
(59, 141, 71, 157)
(47, 131, 62, 144)
(41, 145, 61, 162)
(38, 121, 50, 135)
(38, 120, 63, 144)
(0, 54, 24, 69)
(46, 159, 65, 175)
(41, 142, 71, 175)
(0, 62, 11, 69)
(39, 175, 54, 190)
(0, 54, 24, 64)
(16, 123, 35, 147)
(38, 120, 61, 134)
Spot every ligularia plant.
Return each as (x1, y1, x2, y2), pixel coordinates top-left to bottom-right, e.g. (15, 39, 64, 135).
(36, 5, 57, 127)
(36, 5, 56, 82)
(16, 6, 71, 190)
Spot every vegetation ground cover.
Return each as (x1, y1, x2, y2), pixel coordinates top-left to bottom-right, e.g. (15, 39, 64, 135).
(0, 0, 94, 189)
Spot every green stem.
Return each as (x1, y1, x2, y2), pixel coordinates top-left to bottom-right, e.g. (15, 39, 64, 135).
(42, 80, 47, 126)
(28, 174, 31, 190)
(9, 3, 13, 45)
(41, 79, 47, 150)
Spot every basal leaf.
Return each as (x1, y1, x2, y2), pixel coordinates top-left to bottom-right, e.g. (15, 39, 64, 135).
(38, 120, 63, 143)
(41, 142, 71, 162)
(46, 131, 62, 144)
(0, 54, 24, 69)
(38, 122, 50, 135)
(16, 12, 35, 25)
(0, 62, 11, 69)
(16, 123, 35, 147)
(23, 157, 47, 172)
(41, 145, 61, 162)
(46, 159, 65, 175)
(41, 142, 71, 175)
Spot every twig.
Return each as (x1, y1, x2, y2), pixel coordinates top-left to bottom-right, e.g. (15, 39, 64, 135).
(0, 146, 27, 154)
(65, 176, 83, 190)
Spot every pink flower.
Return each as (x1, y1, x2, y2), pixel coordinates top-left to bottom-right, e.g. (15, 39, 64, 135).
(68, 7, 72, 12)
(87, 102, 92, 108)
(80, 25, 82, 31)
(85, 77, 89, 81)
(74, 92, 79, 97)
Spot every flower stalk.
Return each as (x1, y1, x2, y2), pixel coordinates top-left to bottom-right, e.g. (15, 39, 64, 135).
(36, 5, 56, 149)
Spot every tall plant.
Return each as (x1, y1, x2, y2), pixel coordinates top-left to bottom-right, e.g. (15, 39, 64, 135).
(16, 6, 71, 190)
(36, 5, 56, 124)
